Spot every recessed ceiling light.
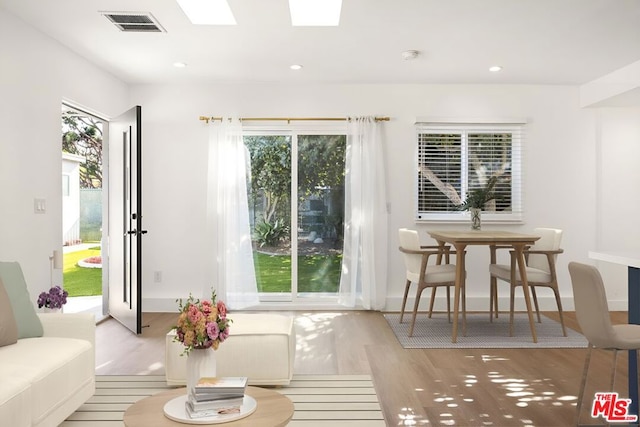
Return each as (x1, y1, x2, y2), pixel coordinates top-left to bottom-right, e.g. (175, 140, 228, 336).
(402, 50, 420, 60)
(176, 0, 236, 25)
(290, 64, 303, 70)
(489, 65, 503, 72)
(173, 62, 187, 68)
(289, 0, 342, 26)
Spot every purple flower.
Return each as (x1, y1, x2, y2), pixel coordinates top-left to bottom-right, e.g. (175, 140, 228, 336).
(218, 326, 229, 342)
(206, 321, 220, 340)
(37, 286, 68, 309)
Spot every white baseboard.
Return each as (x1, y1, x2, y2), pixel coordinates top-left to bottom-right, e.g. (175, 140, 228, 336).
(142, 296, 629, 312)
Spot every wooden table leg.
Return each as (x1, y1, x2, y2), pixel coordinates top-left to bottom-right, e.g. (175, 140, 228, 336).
(513, 243, 538, 343)
(489, 245, 497, 321)
(451, 242, 467, 343)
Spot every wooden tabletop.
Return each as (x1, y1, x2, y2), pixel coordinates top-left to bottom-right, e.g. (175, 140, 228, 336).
(428, 230, 540, 245)
(123, 386, 294, 427)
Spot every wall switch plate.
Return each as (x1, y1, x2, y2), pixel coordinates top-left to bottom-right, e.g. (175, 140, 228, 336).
(153, 271, 162, 283)
(34, 198, 46, 214)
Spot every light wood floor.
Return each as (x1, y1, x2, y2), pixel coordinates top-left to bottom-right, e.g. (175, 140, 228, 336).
(95, 310, 632, 426)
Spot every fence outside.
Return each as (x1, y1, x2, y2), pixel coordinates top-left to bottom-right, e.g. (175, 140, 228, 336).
(79, 188, 102, 243)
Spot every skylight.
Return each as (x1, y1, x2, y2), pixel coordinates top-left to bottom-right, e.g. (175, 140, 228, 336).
(176, 0, 237, 25)
(289, 0, 342, 26)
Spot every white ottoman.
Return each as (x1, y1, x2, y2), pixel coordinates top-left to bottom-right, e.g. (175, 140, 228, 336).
(165, 313, 295, 386)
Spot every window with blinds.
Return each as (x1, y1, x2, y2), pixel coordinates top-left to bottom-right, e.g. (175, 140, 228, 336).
(416, 123, 523, 222)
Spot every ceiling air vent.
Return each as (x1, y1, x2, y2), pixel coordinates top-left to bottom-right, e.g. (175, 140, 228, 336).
(102, 12, 166, 33)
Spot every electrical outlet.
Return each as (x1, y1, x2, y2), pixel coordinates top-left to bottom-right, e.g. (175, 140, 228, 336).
(153, 271, 162, 283)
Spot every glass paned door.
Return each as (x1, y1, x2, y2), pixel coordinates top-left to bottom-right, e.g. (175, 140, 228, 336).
(244, 131, 345, 303)
(244, 135, 292, 297)
(297, 135, 345, 297)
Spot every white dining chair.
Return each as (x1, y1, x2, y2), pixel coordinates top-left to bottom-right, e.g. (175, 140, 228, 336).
(398, 228, 464, 337)
(568, 262, 640, 425)
(489, 227, 566, 337)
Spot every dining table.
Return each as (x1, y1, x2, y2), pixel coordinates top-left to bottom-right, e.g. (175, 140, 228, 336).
(588, 250, 640, 422)
(427, 230, 541, 343)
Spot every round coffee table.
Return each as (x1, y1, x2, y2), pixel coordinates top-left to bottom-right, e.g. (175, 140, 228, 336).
(123, 386, 294, 427)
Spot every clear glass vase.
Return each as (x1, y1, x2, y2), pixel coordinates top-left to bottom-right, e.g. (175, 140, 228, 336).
(470, 208, 482, 230)
(186, 348, 217, 393)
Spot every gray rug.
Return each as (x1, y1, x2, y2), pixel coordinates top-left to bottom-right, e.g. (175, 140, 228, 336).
(384, 312, 588, 349)
(62, 374, 384, 426)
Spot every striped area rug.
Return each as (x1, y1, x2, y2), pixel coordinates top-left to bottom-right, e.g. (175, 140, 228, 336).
(384, 312, 588, 348)
(62, 375, 384, 426)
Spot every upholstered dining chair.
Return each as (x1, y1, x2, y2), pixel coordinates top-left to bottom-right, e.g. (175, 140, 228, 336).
(568, 262, 640, 425)
(398, 228, 464, 337)
(489, 227, 567, 337)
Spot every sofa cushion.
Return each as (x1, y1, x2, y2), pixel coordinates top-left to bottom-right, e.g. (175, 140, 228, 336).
(0, 375, 31, 427)
(0, 336, 94, 425)
(0, 261, 43, 339)
(0, 278, 18, 347)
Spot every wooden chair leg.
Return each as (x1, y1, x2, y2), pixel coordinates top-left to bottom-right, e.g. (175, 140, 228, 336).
(428, 287, 437, 319)
(400, 280, 411, 323)
(489, 276, 496, 322)
(531, 286, 542, 323)
(552, 286, 567, 336)
(462, 281, 467, 335)
(446, 286, 451, 323)
(408, 287, 425, 337)
(509, 284, 516, 337)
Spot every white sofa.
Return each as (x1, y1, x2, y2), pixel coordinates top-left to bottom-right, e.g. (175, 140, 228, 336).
(0, 261, 95, 427)
(0, 312, 95, 427)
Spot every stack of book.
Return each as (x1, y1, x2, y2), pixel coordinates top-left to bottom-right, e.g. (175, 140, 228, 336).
(185, 376, 248, 419)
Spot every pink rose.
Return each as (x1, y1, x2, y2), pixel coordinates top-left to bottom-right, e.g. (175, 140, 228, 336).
(217, 300, 227, 318)
(188, 305, 203, 324)
(201, 300, 212, 315)
(207, 322, 220, 340)
(219, 326, 229, 342)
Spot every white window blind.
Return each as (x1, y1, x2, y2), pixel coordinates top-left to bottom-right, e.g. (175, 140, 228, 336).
(415, 123, 523, 223)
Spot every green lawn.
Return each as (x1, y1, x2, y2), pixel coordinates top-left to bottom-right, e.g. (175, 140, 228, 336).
(63, 247, 102, 297)
(254, 251, 342, 293)
(62, 248, 340, 296)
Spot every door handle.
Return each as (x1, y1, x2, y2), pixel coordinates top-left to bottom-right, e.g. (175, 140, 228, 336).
(126, 229, 147, 236)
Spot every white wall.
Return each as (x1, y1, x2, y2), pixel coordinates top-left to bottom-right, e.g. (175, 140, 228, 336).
(131, 83, 598, 312)
(0, 9, 129, 300)
(592, 108, 640, 307)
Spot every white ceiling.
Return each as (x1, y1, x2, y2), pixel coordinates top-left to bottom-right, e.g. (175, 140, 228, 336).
(2, 0, 640, 86)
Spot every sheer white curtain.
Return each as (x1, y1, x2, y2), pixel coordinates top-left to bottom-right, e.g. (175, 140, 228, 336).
(206, 118, 260, 309)
(338, 116, 388, 309)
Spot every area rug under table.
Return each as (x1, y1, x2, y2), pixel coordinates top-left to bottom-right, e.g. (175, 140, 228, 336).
(384, 312, 588, 349)
(62, 374, 384, 426)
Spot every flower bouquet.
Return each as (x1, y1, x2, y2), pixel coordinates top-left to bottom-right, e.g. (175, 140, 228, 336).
(174, 291, 231, 355)
(37, 285, 68, 310)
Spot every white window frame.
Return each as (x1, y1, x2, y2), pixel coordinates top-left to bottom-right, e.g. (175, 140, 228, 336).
(415, 120, 524, 224)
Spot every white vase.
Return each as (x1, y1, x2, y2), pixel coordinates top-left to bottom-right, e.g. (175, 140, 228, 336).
(43, 307, 61, 313)
(186, 348, 217, 394)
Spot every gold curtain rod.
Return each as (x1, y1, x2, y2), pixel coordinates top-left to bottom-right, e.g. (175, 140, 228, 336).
(198, 116, 390, 124)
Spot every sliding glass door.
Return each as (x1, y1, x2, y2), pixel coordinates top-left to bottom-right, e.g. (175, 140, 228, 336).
(244, 130, 346, 303)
